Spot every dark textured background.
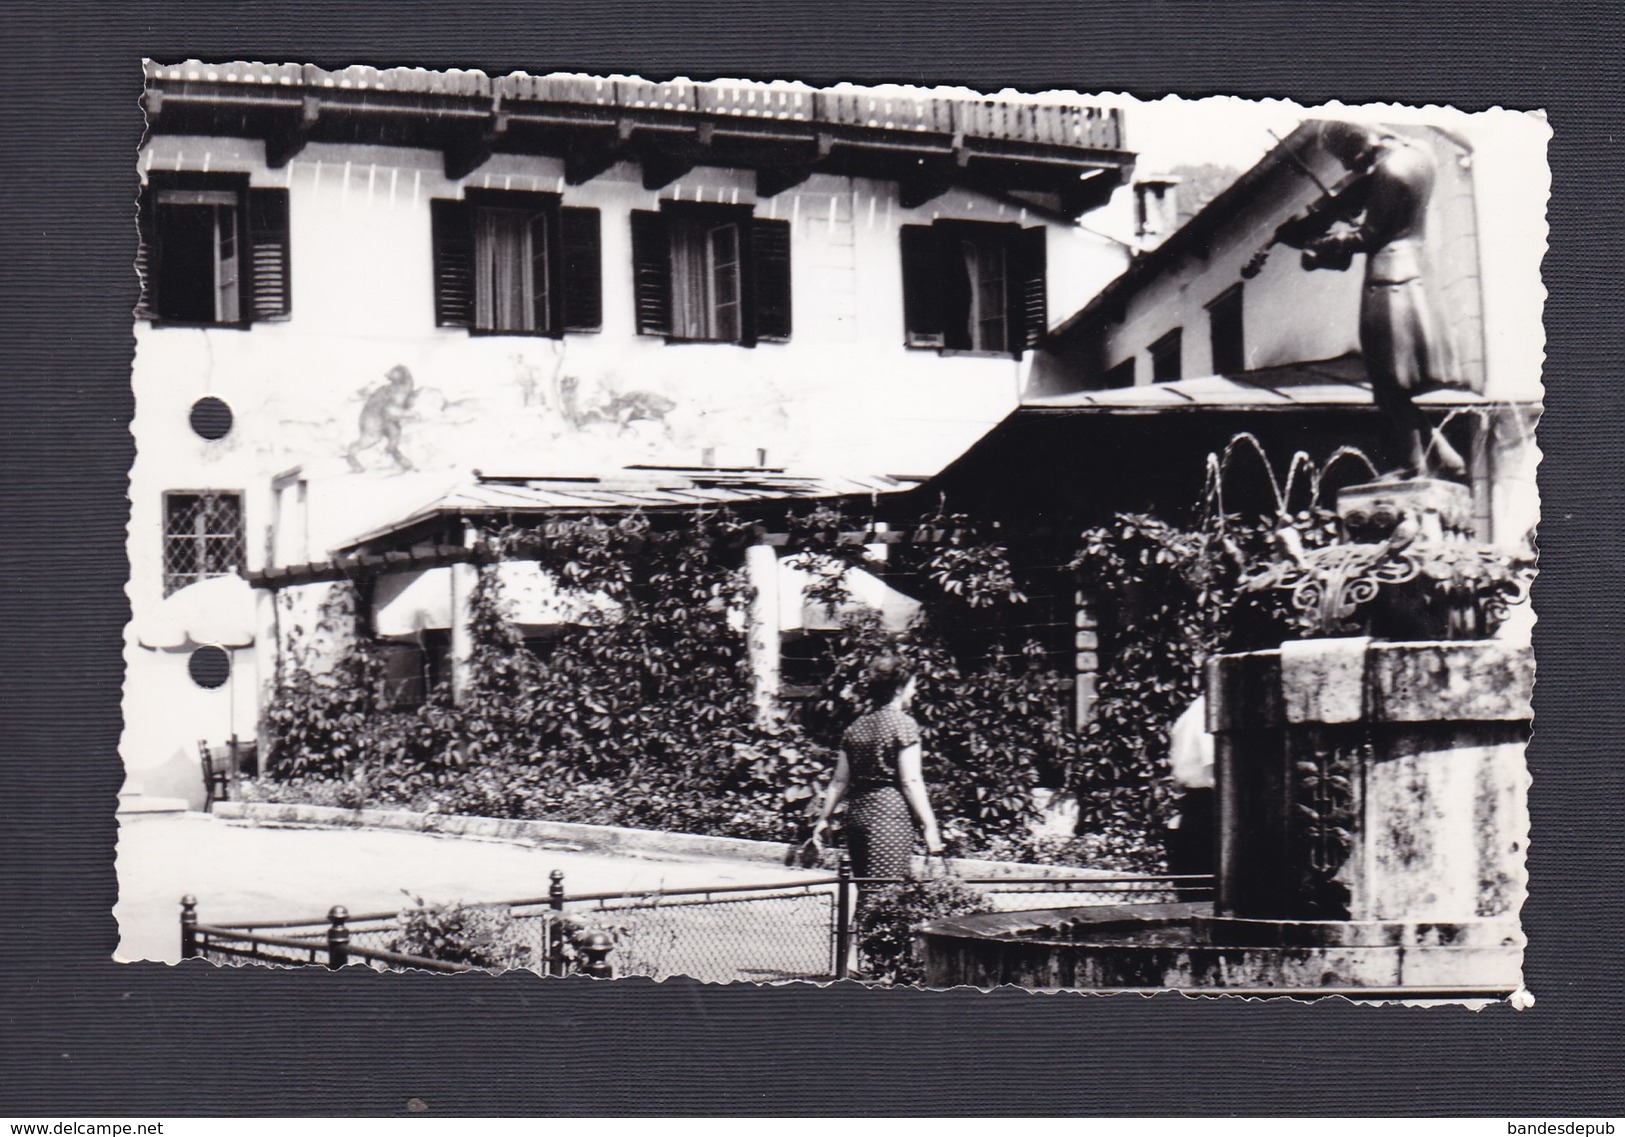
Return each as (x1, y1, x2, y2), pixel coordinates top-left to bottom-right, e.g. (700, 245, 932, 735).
(2, 0, 1620, 1117)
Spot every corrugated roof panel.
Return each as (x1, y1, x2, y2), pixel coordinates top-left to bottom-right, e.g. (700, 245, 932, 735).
(338, 470, 911, 551)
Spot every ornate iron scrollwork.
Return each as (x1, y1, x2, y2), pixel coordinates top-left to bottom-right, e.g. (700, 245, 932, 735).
(1241, 538, 1422, 637)
(1235, 484, 1534, 640)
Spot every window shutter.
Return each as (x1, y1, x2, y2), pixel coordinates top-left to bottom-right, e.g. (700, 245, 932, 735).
(559, 206, 602, 332)
(899, 224, 944, 347)
(246, 188, 292, 321)
(749, 218, 792, 343)
(430, 198, 474, 328)
(630, 209, 672, 336)
(1016, 225, 1047, 350)
(134, 184, 155, 320)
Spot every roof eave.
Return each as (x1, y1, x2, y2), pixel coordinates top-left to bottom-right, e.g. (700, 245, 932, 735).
(1048, 121, 1324, 346)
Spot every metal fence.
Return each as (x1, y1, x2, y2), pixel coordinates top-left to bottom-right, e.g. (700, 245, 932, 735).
(181, 862, 1214, 983)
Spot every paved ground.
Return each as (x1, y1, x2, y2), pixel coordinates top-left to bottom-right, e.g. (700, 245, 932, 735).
(116, 812, 828, 965)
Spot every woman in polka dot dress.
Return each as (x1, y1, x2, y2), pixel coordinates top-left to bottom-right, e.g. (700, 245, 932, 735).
(811, 654, 945, 894)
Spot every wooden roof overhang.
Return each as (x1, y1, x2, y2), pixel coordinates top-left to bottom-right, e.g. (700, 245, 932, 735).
(244, 468, 942, 591)
(142, 62, 1134, 214)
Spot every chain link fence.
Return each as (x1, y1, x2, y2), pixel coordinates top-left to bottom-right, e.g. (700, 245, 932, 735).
(540, 882, 840, 983)
(181, 867, 1212, 982)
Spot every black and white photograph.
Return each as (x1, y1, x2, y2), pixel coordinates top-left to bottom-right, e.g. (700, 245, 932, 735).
(116, 61, 1548, 998)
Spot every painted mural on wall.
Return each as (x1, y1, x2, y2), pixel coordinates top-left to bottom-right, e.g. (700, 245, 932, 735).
(236, 340, 794, 480)
(345, 364, 422, 472)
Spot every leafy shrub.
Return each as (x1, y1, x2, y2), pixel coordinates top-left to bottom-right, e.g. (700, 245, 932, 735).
(257, 505, 1083, 856)
(796, 569, 1070, 838)
(1066, 507, 1351, 861)
(857, 876, 990, 986)
(262, 584, 387, 780)
(236, 771, 381, 810)
(391, 895, 535, 972)
(970, 831, 1165, 873)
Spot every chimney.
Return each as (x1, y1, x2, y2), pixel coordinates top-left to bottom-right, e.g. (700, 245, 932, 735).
(1133, 173, 1182, 248)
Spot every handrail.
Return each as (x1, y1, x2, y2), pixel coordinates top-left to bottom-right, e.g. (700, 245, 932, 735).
(208, 873, 1211, 931)
(196, 921, 475, 973)
(554, 890, 835, 914)
(342, 946, 477, 974)
(523, 876, 844, 908)
(194, 923, 332, 952)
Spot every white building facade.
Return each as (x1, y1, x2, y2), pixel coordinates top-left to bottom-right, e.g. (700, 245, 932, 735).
(124, 63, 1137, 806)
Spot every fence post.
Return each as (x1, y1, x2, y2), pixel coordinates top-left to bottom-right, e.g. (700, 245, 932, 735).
(180, 895, 198, 960)
(326, 905, 350, 970)
(835, 852, 852, 980)
(547, 869, 566, 978)
(578, 930, 614, 979)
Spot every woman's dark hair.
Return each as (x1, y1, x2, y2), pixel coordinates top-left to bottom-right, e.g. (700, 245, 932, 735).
(864, 653, 913, 706)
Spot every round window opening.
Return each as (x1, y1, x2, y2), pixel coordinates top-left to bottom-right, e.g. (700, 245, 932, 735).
(189, 396, 234, 441)
(188, 645, 231, 689)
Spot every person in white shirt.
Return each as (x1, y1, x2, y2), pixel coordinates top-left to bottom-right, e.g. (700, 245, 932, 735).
(1165, 695, 1215, 877)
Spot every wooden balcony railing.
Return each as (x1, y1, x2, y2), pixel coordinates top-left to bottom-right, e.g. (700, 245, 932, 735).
(144, 61, 1126, 153)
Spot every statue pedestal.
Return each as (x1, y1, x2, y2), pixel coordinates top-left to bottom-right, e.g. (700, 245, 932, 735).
(916, 638, 1531, 992)
(917, 481, 1536, 995)
(1200, 636, 1531, 987)
(1337, 478, 1475, 542)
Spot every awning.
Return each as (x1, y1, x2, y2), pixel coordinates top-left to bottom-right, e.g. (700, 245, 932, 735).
(778, 562, 920, 633)
(495, 562, 620, 629)
(371, 563, 619, 639)
(1022, 356, 1535, 415)
(133, 573, 257, 650)
(372, 568, 454, 638)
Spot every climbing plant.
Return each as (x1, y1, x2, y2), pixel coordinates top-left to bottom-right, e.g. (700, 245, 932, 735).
(790, 505, 1074, 840)
(257, 501, 1088, 853)
(261, 583, 386, 781)
(1065, 506, 1344, 865)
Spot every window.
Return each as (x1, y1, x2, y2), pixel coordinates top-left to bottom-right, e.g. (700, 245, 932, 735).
(900, 220, 1047, 355)
(136, 173, 291, 325)
(1207, 284, 1245, 374)
(1150, 328, 1183, 383)
(432, 191, 601, 335)
(1102, 357, 1136, 388)
(522, 628, 566, 665)
(378, 630, 451, 711)
(630, 204, 792, 344)
(779, 630, 838, 700)
(162, 492, 245, 596)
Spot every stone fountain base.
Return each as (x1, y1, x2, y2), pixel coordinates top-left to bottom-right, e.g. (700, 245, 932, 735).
(919, 636, 1532, 995)
(918, 903, 1522, 992)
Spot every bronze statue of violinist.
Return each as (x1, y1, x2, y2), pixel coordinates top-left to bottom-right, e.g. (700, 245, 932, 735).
(1259, 121, 1466, 480)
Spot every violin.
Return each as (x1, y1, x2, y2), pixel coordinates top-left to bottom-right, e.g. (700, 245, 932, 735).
(1239, 157, 1366, 280)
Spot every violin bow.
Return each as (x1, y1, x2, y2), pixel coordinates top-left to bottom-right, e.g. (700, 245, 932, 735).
(1241, 124, 1332, 279)
(1266, 126, 1334, 197)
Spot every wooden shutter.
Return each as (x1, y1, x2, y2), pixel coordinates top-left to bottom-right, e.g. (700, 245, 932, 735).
(630, 209, 671, 336)
(1016, 225, 1047, 351)
(430, 198, 474, 328)
(899, 224, 944, 348)
(749, 217, 792, 343)
(246, 188, 292, 321)
(134, 184, 155, 320)
(559, 206, 602, 332)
